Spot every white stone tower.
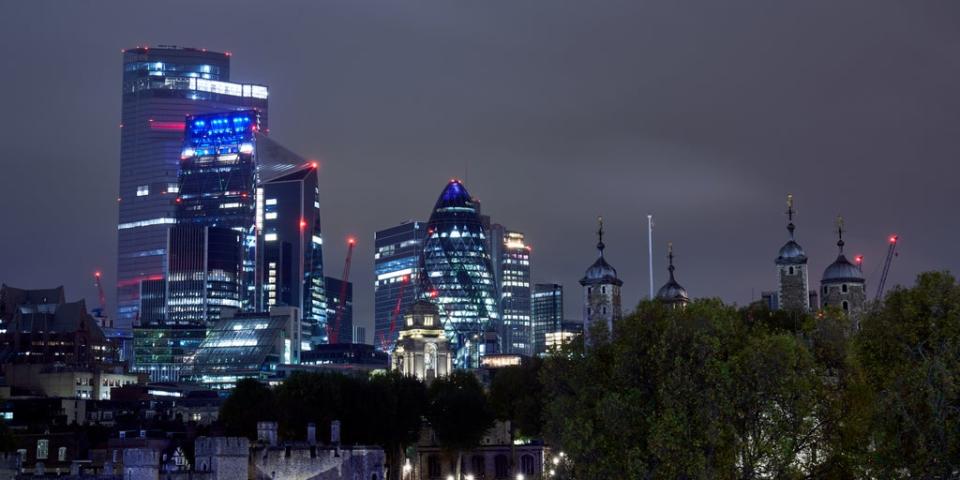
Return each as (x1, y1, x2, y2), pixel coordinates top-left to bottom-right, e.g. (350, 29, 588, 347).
(580, 217, 623, 337)
(776, 194, 810, 311)
(821, 216, 867, 320)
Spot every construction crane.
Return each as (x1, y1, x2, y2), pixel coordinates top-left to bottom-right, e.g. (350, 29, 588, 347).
(328, 237, 355, 344)
(93, 271, 108, 327)
(386, 275, 410, 348)
(874, 235, 899, 302)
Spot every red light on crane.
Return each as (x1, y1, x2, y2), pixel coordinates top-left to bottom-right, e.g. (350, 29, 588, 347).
(889, 235, 898, 244)
(347, 237, 356, 245)
(310, 161, 318, 169)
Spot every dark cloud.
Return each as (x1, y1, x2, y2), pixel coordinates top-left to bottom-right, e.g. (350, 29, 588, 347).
(1, 1, 957, 332)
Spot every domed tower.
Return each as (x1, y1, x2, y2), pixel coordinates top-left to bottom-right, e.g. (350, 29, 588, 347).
(391, 300, 452, 383)
(821, 216, 866, 318)
(580, 217, 623, 334)
(420, 179, 499, 368)
(656, 242, 689, 309)
(776, 194, 811, 311)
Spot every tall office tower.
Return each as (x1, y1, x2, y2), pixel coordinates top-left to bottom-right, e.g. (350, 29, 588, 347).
(165, 225, 243, 324)
(420, 180, 499, 368)
(256, 165, 326, 348)
(490, 226, 532, 356)
(117, 46, 268, 331)
(354, 326, 367, 345)
(324, 277, 353, 344)
(531, 283, 563, 356)
(373, 221, 426, 351)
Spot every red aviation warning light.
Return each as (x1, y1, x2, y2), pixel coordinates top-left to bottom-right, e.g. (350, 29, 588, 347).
(299, 219, 307, 231)
(889, 235, 899, 244)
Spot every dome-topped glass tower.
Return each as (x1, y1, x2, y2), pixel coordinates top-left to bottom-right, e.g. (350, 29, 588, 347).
(420, 179, 499, 368)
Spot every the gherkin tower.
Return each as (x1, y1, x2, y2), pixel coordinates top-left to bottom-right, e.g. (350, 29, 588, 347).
(420, 179, 499, 368)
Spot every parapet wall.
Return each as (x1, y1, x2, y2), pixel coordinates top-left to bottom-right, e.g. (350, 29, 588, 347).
(251, 446, 384, 480)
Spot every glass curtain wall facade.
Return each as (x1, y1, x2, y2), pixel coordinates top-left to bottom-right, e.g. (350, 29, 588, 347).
(531, 283, 563, 356)
(177, 111, 261, 311)
(420, 180, 499, 368)
(256, 165, 326, 348)
(118, 46, 267, 331)
(373, 221, 425, 351)
(492, 227, 532, 356)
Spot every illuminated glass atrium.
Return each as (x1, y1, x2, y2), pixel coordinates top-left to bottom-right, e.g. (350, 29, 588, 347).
(188, 307, 300, 390)
(420, 180, 499, 368)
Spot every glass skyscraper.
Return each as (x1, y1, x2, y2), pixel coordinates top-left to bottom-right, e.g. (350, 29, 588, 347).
(492, 228, 532, 356)
(256, 165, 326, 348)
(532, 283, 563, 356)
(420, 180, 499, 368)
(117, 46, 268, 331)
(373, 221, 426, 351)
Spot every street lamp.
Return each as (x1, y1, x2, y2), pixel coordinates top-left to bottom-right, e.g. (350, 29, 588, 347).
(402, 459, 412, 477)
(516, 475, 525, 480)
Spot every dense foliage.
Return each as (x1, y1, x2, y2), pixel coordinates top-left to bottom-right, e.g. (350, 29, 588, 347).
(541, 272, 960, 479)
(219, 272, 959, 479)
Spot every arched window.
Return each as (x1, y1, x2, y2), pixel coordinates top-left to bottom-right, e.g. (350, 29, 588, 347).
(520, 454, 536, 475)
(471, 455, 486, 477)
(494, 454, 509, 479)
(842, 284, 848, 293)
(428, 455, 441, 479)
(842, 300, 849, 312)
(788, 266, 795, 275)
(601, 286, 606, 294)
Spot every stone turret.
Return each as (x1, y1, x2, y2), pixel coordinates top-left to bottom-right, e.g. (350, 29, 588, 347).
(195, 436, 249, 480)
(820, 216, 867, 322)
(775, 194, 811, 312)
(122, 449, 159, 480)
(580, 216, 623, 337)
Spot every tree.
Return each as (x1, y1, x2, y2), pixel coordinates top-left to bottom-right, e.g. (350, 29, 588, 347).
(374, 372, 428, 480)
(489, 357, 544, 476)
(855, 271, 960, 477)
(426, 371, 494, 479)
(219, 378, 276, 439)
(542, 299, 843, 478)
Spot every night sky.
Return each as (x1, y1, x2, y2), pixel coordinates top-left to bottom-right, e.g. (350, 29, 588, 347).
(2, 1, 958, 334)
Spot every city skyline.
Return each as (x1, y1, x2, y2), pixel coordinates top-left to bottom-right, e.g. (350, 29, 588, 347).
(2, 2, 958, 340)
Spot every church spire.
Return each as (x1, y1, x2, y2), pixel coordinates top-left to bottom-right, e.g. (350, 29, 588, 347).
(667, 242, 676, 281)
(596, 215, 605, 257)
(836, 215, 845, 253)
(786, 193, 796, 239)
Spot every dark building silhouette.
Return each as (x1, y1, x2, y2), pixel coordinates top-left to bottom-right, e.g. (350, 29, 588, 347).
(0, 285, 116, 366)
